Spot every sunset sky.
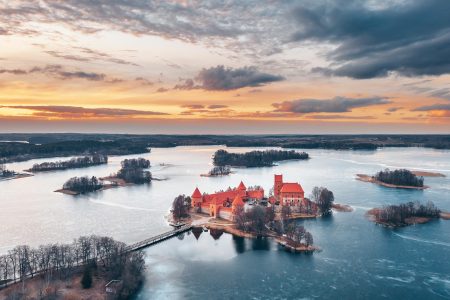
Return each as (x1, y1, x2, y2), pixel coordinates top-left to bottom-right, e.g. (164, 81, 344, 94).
(0, 0, 449, 133)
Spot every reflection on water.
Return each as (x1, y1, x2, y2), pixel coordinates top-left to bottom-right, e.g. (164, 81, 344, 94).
(1, 146, 450, 299)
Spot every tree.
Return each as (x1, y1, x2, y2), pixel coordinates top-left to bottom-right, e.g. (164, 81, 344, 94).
(305, 232, 314, 246)
(234, 205, 247, 231)
(81, 265, 93, 289)
(281, 205, 291, 223)
(247, 206, 267, 235)
(172, 195, 191, 220)
(312, 187, 334, 215)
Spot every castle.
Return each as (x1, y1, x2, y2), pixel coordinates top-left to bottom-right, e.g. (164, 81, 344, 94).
(191, 180, 264, 220)
(191, 174, 313, 220)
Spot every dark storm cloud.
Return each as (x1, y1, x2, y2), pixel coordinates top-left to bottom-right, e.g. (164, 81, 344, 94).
(412, 104, 450, 111)
(272, 97, 391, 113)
(1, 105, 168, 116)
(292, 0, 450, 78)
(175, 66, 284, 91)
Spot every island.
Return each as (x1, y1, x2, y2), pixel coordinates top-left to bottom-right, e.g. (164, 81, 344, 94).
(357, 169, 429, 189)
(213, 149, 309, 168)
(0, 235, 145, 299)
(56, 176, 106, 195)
(104, 158, 152, 184)
(25, 154, 108, 172)
(0, 163, 33, 181)
(55, 158, 152, 195)
(201, 165, 232, 177)
(366, 201, 448, 227)
(170, 174, 349, 253)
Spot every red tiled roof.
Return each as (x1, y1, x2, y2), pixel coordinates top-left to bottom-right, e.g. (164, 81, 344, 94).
(237, 181, 246, 190)
(280, 183, 304, 193)
(192, 187, 202, 198)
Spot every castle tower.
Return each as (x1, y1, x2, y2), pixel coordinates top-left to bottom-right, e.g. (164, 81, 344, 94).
(191, 187, 203, 207)
(274, 174, 283, 200)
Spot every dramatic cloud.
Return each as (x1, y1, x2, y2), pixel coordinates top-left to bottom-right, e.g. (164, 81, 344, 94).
(175, 66, 284, 91)
(412, 104, 450, 111)
(272, 97, 391, 114)
(293, 0, 450, 78)
(1, 105, 168, 118)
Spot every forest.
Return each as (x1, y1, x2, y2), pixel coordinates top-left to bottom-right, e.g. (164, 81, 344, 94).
(374, 169, 424, 187)
(116, 158, 152, 184)
(0, 235, 145, 299)
(374, 201, 441, 225)
(62, 176, 103, 194)
(213, 149, 309, 167)
(0, 140, 150, 163)
(2, 134, 450, 163)
(26, 154, 108, 172)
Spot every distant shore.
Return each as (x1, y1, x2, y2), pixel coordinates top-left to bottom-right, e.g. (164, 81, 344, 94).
(356, 174, 429, 190)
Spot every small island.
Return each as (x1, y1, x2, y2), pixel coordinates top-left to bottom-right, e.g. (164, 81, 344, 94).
(170, 174, 345, 253)
(0, 163, 33, 181)
(56, 176, 106, 195)
(103, 158, 152, 184)
(357, 168, 429, 189)
(201, 165, 232, 177)
(213, 149, 309, 168)
(366, 201, 448, 227)
(56, 158, 152, 195)
(25, 154, 108, 172)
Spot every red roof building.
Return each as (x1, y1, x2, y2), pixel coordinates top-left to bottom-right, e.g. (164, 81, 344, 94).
(191, 180, 264, 219)
(273, 174, 305, 206)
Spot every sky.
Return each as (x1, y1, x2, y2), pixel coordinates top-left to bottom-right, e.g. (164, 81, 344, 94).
(0, 0, 449, 134)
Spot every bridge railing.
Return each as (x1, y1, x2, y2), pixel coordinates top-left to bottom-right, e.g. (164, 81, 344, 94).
(125, 225, 192, 251)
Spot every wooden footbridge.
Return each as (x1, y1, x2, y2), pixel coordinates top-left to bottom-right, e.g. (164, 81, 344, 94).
(125, 224, 192, 252)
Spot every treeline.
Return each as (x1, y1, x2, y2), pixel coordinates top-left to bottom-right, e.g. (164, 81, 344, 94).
(310, 186, 334, 215)
(26, 154, 108, 172)
(213, 149, 309, 167)
(0, 235, 145, 299)
(116, 158, 152, 184)
(374, 201, 441, 225)
(375, 169, 424, 187)
(0, 140, 150, 163)
(208, 166, 231, 176)
(63, 176, 103, 194)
